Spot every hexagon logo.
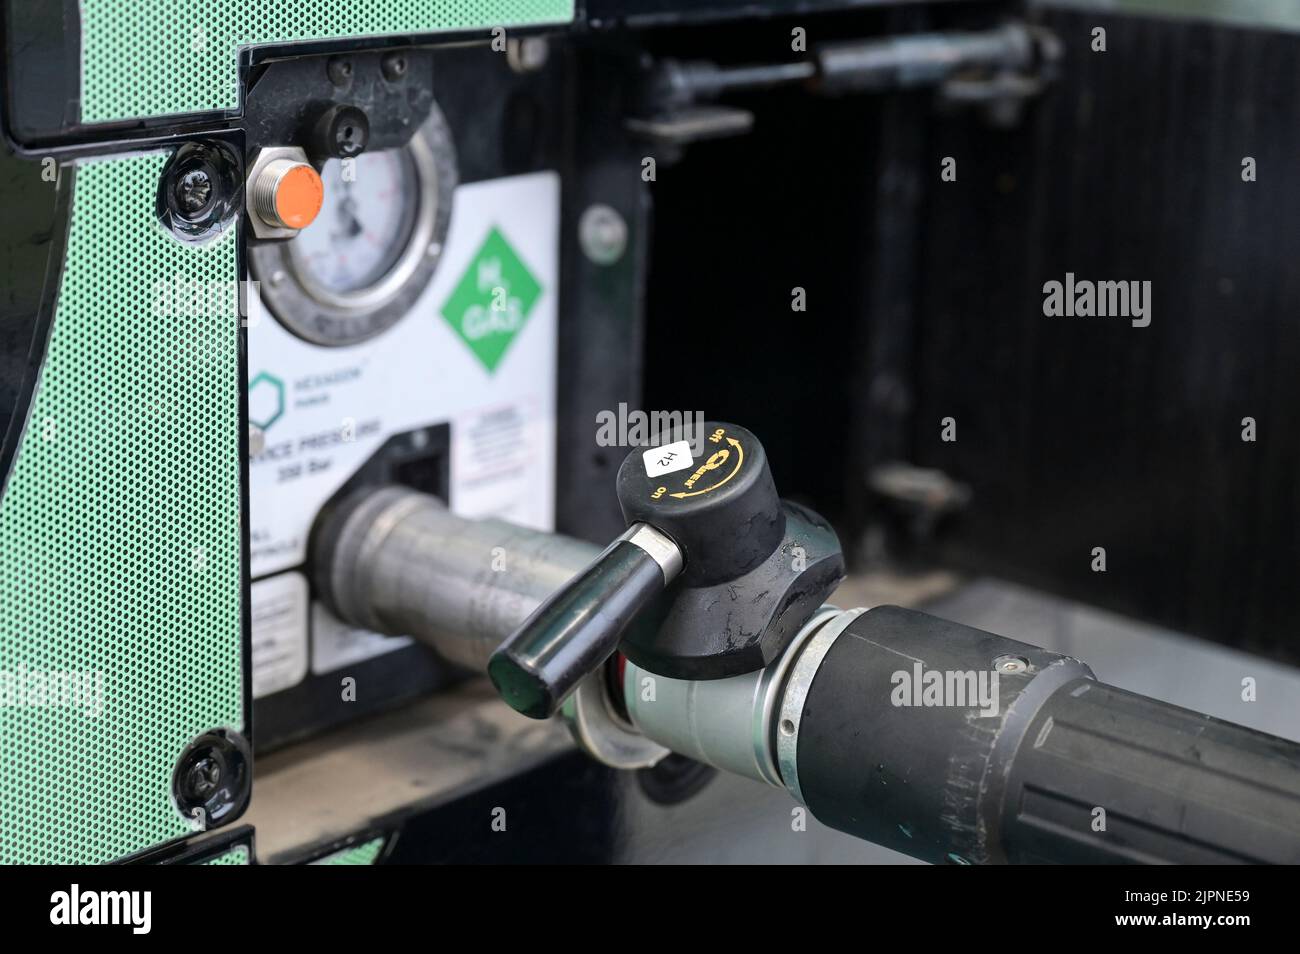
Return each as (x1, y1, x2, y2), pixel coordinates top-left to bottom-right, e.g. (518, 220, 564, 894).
(248, 371, 285, 430)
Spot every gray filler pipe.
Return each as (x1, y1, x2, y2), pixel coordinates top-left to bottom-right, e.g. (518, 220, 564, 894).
(314, 485, 599, 673)
(314, 487, 1300, 864)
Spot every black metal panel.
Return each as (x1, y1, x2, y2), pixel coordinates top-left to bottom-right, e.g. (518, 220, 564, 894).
(1, 0, 80, 144)
(910, 9, 1300, 663)
(582, 0, 968, 29)
(554, 42, 652, 543)
(248, 43, 572, 750)
(0, 144, 65, 493)
(431, 43, 567, 185)
(639, 5, 954, 525)
(383, 751, 621, 863)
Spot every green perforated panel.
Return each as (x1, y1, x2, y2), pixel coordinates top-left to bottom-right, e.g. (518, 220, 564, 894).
(0, 153, 244, 864)
(81, 0, 575, 124)
(202, 845, 251, 865)
(310, 837, 386, 865)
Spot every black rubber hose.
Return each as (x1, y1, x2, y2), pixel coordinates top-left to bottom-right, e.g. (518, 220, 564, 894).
(793, 606, 1300, 864)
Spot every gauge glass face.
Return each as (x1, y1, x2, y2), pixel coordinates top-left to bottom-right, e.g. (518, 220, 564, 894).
(290, 148, 419, 295)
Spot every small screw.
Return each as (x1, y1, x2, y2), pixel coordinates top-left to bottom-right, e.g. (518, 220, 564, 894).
(184, 756, 222, 799)
(327, 57, 354, 87)
(323, 105, 369, 159)
(174, 166, 214, 217)
(507, 37, 549, 73)
(579, 204, 628, 266)
(993, 654, 1029, 674)
(381, 52, 408, 82)
(172, 730, 250, 827)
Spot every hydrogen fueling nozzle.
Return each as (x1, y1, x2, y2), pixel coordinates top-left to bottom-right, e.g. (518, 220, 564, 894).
(313, 423, 1300, 864)
(487, 422, 844, 717)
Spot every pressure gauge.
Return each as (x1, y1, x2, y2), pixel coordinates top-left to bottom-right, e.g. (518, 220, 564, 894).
(251, 106, 456, 346)
(290, 148, 419, 295)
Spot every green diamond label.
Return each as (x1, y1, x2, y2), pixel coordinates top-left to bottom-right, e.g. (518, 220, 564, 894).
(441, 227, 542, 373)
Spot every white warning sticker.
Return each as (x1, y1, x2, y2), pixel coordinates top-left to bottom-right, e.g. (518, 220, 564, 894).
(251, 572, 309, 699)
(311, 603, 413, 675)
(643, 440, 694, 478)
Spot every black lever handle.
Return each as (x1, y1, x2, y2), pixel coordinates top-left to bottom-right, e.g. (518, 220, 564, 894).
(488, 523, 682, 718)
(488, 421, 843, 711)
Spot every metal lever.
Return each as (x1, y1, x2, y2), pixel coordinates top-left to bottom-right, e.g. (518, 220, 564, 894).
(488, 523, 683, 718)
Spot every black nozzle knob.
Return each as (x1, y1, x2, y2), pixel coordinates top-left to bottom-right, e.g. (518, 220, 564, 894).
(618, 421, 845, 680)
(488, 524, 682, 719)
(488, 421, 843, 710)
(616, 422, 784, 585)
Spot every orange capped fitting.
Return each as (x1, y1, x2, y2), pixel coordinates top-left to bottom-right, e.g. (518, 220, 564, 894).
(251, 158, 324, 231)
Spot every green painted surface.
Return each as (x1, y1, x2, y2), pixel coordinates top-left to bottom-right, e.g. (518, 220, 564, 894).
(311, 837, 386, 865)
(203, 845, 251, 865)
(441, 226, 542, 373)
(0, 153, 243, 864)
(81, 0, 576, 123)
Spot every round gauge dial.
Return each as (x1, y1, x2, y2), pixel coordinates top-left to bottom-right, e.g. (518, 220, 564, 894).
(289, 149, 418, 295)
(249, 104, 457, 347)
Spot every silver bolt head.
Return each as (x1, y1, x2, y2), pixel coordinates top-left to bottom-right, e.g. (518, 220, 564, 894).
(507, 37, 549, 73)
(993, 654, 1029, 674)
(579, 204, 628, 266)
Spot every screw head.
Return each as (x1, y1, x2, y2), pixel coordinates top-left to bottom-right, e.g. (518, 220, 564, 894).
(381, 52, 408, 82)
(330, 110, 369, 158)
(174, 166, 214, 217)
(172, 730, 251, 829)
(314, 105, 370, 160)
(327, 57, 354, 87)
(184, 756, 222, 799)
(158, 142, 241, 243)
(993, 654, 1029, 674)
(507, 37, 549, 73)
(579, 204, 628, 266)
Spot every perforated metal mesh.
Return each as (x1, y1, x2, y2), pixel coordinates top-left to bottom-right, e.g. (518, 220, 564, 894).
(0, 153, 244, 864)
(202, 845, 250, 865)
(311, 837, 386, 865)
(81, 0, 575, 123)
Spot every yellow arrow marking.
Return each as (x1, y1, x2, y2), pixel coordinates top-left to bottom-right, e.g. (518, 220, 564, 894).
(669, 438, 744, 498)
